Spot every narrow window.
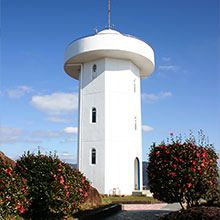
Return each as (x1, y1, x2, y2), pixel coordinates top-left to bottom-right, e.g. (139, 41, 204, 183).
(92, 64, 97, 79)
(91, 148, 96, 165)
(91, 108, 96, 123)
(134, 116, 137, 130)
(134, 79, 136, 93)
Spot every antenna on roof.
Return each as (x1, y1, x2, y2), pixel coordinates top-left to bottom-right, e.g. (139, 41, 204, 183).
(108, 0, 111, 29)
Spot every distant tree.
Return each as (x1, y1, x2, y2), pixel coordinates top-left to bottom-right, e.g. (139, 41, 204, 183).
(147, 130, 219, 209)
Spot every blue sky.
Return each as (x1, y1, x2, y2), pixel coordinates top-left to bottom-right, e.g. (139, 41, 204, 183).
(1, 0, 219, 164)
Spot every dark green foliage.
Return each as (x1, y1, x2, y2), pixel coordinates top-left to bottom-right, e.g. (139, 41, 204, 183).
(0, 157, 30, 218)
(147, 131, 219, 209)
(15, 150, 91, 220)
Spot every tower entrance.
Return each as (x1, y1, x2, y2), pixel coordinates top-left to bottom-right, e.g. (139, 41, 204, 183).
(134, 157, 140, 190)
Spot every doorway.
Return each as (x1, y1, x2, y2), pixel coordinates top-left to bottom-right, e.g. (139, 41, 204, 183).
(134, 157, 140, 190)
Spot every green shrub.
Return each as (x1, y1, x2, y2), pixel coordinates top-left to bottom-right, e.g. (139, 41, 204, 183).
(0, 157, 30, 218)
(15, 150, 91, 220)
(147, 131, 219, 209)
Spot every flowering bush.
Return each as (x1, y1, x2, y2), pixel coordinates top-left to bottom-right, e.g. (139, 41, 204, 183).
(15, 150, 91, 220)
(0, 157, 30, 218)
(147, 131, 219, 209)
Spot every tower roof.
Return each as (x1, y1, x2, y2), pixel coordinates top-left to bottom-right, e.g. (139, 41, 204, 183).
(64, 29, 155, 80)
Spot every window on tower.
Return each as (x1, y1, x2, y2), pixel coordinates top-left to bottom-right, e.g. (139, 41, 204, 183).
(134, 79, 136, 92)
(91, 107, 96, 123)
(92, 64, 97, 79)
(91, 148, 96, 165)
(135, 116, 137, 130)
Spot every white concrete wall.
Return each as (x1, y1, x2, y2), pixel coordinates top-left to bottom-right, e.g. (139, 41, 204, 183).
(78, 58, 143, 195)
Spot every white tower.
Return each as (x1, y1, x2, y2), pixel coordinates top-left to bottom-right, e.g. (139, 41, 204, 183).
(64, 29, 154, 195)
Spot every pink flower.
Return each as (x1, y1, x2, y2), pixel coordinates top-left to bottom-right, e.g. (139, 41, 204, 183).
(8, 196, 11, 201)
(58, 163, 62, 167)
(188, 183, 192, 188)
(171, 172, 176, 177)
(210, 181, 213, 185)
(84, 192, 88, 197)
(57, 169, 61, 172)
(79, 188, 83, 192)
(57, 197, 62, 200)
(196, 153, 200, 157)
(20, 207, 24, 213)
(174, 157, 178, 161)
(65, 191, 69, 197)
(64, 185, 69, 189)
(166, 150, 170, 154)
(16, 205, 20, 210)
(198, 166, 201, 171)
(60, 176, 64, 184)
(201, 163, 205, 167)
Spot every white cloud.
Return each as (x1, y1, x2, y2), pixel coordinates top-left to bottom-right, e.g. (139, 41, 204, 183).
(7, 86, 33, 98)
(32, 130, 62, 138)
(60, 138, 77, 143)
(162, 57, 171, 62)
(45, 117, 72, 123)
(0, 136, 41, 144)
(31, 92, 78, 115)
(0, 126, 27, 136)
(159, 65, 178, 72)
(57, 152, 77, 163)
(142, 125, 154, 132)
(64, 127, 78, 134)
(142, 92, 172, 103)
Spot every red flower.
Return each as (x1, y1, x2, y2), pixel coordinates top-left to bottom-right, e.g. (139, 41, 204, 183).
(21, 168, 24, 171)
(60, 176, 64, 184)
(65, 191, 69, 197)
(8, 196, 11, 201)
(58, 162, 62, 167)
(166, 150, 170, 154)
(188, 183, 192, 188)
(84, 192, 88, 197)
(79, 188, 83, 192)
(64, 185, 69, 189)
(89, 185, 92, 189)
(192, 161, 196, 165)
(156, 151, 159, 155)
(16, 205, 20, 210)
(192, 168, 196, 172)
(174, 157, 178, 161)
(210, 181, 213, 185)
(170, 133, 173, 136)
(173, 164, 177, 168)
(172, 172, 176, 177)
(20, 207, 24, 213)
(57, 169, 61, 172)
(201, 163, 205, 167)
(196, 153, 200, 157)
(57, 197, 62, 200)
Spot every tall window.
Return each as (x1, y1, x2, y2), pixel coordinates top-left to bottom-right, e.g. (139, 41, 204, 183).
(91, 108, 96, 123)
(134, 79, 136, 92)
(92, 64, 97, 79)
(91, 148, 96, 165)
(134, 116, 137, 130)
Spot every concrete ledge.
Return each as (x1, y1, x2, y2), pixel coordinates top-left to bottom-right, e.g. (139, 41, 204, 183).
(77, 204, 122, 220)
